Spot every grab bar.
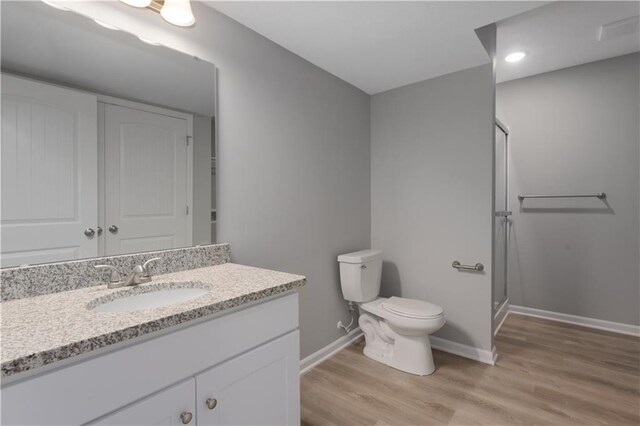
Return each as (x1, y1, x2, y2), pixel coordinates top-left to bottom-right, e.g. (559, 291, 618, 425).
(518, 192, 605, 201)
(452, 261, 484, 272)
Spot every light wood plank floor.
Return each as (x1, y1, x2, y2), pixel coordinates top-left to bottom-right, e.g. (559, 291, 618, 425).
(301, 314, 640, 425)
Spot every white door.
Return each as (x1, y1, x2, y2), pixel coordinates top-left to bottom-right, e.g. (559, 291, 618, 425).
(196, 331, 300, 426)
(90, 379, 196, 426)
(1, 74, 98, 267)
(104, 103, 190, 256)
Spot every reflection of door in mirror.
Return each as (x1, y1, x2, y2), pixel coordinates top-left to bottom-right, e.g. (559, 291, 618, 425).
(1, 1, 216, 267)
(102, 102, 192, 256)
(1, 74, 98, 267)
(1, 74, 195, 267)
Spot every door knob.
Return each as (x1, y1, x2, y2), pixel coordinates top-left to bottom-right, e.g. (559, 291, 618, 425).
(206, 398, 218, 410)
(108, 225, 118, 234)
(180, 411, 193, 424)
(97, 226, 103, 236)
(84, 228, 95, 237)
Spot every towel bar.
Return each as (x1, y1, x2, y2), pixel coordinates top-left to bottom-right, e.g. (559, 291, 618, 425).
(452, 261, 484, 272)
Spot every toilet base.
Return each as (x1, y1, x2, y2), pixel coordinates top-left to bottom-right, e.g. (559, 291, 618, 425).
(359, 312, 437, 376)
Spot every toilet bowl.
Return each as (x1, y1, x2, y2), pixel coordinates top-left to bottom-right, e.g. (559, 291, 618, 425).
(358, 297, 445, 375)
(338, 249, 445, 376)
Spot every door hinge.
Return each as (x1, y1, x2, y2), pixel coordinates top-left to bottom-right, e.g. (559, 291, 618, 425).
(186, 136, 192, 146)
(186, 206, 190, 215)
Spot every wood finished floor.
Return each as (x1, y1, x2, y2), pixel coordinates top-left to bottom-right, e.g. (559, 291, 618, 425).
(300, 314, 640, 425)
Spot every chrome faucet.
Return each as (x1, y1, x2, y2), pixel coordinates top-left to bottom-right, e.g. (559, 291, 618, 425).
(123, 265, 147, 286)
(94, 265, 122, 289)
(95, 257, 161, 289)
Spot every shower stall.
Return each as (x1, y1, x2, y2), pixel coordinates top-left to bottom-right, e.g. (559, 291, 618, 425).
(494, 119, 510, 327)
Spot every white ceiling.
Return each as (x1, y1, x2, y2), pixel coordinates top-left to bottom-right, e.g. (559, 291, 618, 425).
(497, 1, 640, 83)
(207, 1, 545, 94)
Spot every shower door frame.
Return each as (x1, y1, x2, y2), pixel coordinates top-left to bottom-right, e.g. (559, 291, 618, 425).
(494, 118, 510, 317)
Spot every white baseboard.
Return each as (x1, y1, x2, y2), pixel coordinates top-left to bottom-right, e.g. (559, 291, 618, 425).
(300, 327, 496, 374)
(509, 305, 640, 337)
(300, 327, 363, 375)
(430, 336, 496, 365)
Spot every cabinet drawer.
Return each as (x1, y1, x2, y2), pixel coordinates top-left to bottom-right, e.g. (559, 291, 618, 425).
(90, 379, 196, 426)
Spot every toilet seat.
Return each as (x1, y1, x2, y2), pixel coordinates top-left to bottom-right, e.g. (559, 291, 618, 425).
(380, 297, 443, 319)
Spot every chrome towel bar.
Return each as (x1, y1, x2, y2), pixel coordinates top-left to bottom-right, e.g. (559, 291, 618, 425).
(452, 261, 484, 272)
(518, 192, 606, 201)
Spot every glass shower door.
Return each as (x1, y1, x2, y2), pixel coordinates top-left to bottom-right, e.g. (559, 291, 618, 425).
(494, 121, 510, 313)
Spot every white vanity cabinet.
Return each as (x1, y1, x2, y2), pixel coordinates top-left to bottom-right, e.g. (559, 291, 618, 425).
(91, 332, 299, 426)
(1, 293, 300, 426)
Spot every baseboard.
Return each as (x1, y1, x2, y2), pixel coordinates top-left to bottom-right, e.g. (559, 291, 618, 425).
(430, 336, 496, 365)
(509, 305, 640, 337)
(299, 327, 363, 375)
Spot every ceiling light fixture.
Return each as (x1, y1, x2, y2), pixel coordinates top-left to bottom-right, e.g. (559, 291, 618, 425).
(505, 52, 526, 63)
(120, 0, 152, 7)
(94, 19, 120, 31)
(160, 0, 195, 27)
(119, 0, 195, 27)
(41, 0, 69, 11)
(138, 36, 161, 46)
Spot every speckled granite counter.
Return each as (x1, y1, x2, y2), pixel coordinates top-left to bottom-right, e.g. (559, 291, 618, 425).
(1, 263, 305, 378)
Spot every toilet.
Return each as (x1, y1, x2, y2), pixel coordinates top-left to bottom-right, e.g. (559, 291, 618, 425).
(338, 249, 445, 376)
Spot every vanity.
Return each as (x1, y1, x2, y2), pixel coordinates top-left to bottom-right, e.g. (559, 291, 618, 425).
(1, 244, 306, 425)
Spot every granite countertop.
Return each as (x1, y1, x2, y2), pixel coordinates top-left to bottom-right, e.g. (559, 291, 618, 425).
(1, 263, 306, 378)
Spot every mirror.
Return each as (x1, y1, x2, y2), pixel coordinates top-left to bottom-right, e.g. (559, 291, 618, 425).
(0, 1, 217, 268)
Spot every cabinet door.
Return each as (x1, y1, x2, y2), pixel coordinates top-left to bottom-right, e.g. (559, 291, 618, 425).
(91, 379, 196, 426)
(196, 331, 300, 426)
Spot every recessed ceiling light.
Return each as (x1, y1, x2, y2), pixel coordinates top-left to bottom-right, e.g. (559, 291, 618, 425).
(41, 0, 69, 11)
(138, 36, 161, 46)
(505, 52, 526, 63)
(94, 19, 120, 31)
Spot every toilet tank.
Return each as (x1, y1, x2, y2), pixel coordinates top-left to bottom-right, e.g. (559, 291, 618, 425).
(338, 249, 383, 302)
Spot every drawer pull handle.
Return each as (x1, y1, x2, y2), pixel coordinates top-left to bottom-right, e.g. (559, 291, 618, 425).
(206, 398, 218, 410)
(180, 411, 193, 424)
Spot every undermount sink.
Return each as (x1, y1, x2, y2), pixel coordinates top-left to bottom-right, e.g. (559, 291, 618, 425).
(90, 283, 209, 313)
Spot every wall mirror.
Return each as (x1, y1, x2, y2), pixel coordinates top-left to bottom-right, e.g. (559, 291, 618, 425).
(1, 1, 217, 268)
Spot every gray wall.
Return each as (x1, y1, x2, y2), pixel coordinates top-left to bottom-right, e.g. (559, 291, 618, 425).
(497, 53, 640, 325)
(64, 2, 371, 358)
(192, 114, 212, 246)
(371, 64, 495, 352)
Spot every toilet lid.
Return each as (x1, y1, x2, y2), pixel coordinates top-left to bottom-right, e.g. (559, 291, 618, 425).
(381, 297, 443, 319)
